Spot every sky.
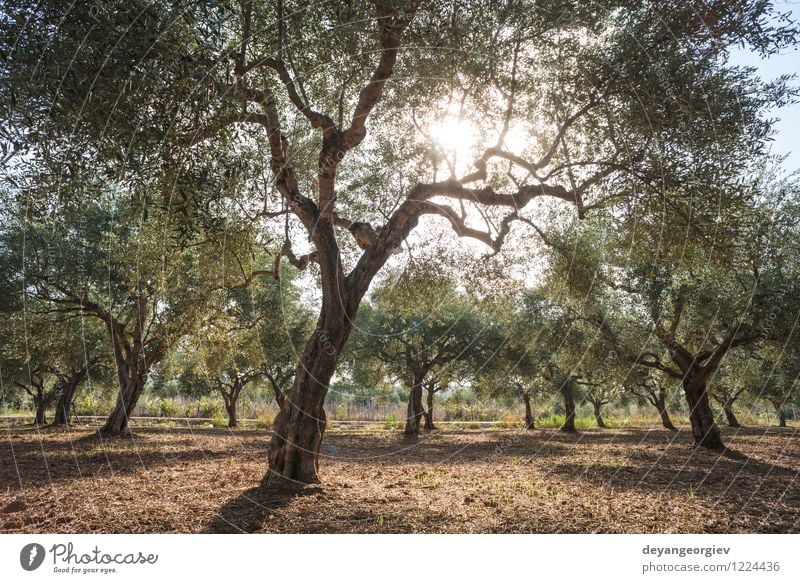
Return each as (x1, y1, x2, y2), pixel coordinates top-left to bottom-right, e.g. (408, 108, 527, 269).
(728, 0, 800, 173)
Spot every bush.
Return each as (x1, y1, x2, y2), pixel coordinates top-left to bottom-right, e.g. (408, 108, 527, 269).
(384, 413, 400, 431)
(255, 413, 274, 429)
(197, 398, 221, 419)
(156, 398, 177, 418)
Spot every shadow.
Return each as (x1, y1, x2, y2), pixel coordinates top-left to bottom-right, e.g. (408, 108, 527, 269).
(0, 428, 268, 491)
(206, 480, 319, 533)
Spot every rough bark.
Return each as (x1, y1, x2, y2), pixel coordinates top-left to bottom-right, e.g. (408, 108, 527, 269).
(522, 393, 535, 429)
(34, 397, 48, 426)
(225, 400, 238, 428)
(682, 374, 723, 449)
(267, 294, 356, 485)
(423, 384, 437, 431)
(778, 408, 787, 427)
(100, 372, 146, 436)
(591, 400, 607, 428)
(654, 393, 678, 432)
(404, 376, 426, 435)
(52, 369, 88, 427)
(723, 405, 741, 428)
(561, 382, 577, 433)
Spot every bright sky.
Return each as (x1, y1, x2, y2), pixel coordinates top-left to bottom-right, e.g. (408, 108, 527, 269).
(728, 0, 800, 173)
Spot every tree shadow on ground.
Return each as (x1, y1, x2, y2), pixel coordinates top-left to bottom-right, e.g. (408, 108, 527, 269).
(205, 479, 319, 533)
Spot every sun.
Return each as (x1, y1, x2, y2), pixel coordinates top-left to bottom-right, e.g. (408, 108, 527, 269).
(430, 116, 476, 159)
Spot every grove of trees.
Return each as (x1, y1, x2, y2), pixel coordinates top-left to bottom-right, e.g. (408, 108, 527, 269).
(1, 0, 799, 486)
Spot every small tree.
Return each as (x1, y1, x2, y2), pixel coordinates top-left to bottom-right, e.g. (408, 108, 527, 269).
(625, 369, 678, 432)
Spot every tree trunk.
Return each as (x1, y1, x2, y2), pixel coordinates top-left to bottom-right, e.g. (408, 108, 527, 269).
(592, 401, 607, 428)
(723, 404, 741, 428)
(423, 386, 436, 430)
(522, 393, 534, 429)
(34, 397, 47, 426)
(100, 372, 146, 436)
(404, 381, 425, 435)
(226, 399, 238, 428)
(654, 394, 678, 432)
(267, 300, 353, 485)
(778, 409, 787, 427)
(52, 370, 87, 427)
(561, 382, 577, 433)
(268, 376, 286, 409)
(682, 375, 723, 449)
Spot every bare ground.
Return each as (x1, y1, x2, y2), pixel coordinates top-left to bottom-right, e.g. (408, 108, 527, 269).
(1, 425, 798, 533)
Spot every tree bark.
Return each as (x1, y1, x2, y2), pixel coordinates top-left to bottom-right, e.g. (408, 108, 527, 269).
(561, 382, 577, 433)
(723, 404, 741, 428)
(34, 397, 47, 426)
(404, 379, 426, 435)
(682, 374, 723, 449)
(267, 296, 355, 484)
(778, 408, 787, 427)
(100, 371, 146, 436)
(522, 393, 535, 429)
(52, 369, 88, 427)
(654, 393, 678, 432)
(592, 401, 607, 428)
(423, 386, 437, 430)
(267, 374, 287, 409)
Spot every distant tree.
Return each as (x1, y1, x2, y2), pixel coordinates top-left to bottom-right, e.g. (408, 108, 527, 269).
(351, 270, 492, 436)
(625, 368, 678, 432)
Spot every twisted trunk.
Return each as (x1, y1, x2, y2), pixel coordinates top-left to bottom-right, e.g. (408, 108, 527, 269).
(101, 371, 147, 436)
(682, 372, 723, 449)
(592, 400, 607, 428)
(267, 290, 356, 484)
(522, 393, 534, 429)
(653, 392, 678, 432)
(561, 382, 577, 433)
(34, 396, 48, 426)
(723, 404, 741, 428)
(404, 373, 426, 435)
(423, 385, 437, 431)
(52, 369, 88, 427)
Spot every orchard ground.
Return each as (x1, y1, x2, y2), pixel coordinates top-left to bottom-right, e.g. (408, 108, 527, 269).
(1, 424, 798, 533)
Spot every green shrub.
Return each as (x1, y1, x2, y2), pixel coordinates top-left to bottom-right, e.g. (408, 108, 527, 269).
(255, 413, 274, 429)
(156, 398, 177, 418)
(198, 398, 221, 419)
(384, 413, 400, 431)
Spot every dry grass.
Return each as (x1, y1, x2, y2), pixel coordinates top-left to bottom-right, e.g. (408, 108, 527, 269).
(1, 424, 798, 533)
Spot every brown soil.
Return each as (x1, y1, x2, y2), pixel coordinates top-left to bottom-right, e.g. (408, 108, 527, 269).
(1, 425, 798, 533)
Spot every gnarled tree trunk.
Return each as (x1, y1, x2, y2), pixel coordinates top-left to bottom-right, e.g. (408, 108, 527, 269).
(723, 404, 741, 428)
(34, 395, 48, 426)
(653, 391, 678, 432)
(423, 384, 437, 431)
(561, 382, 577, 433)
(591, 400, 607, 428)
(101, 372, 146, 436)
(404, 378, 426, 436)
(682, 374, 723, 449)
(52, 369, 88, 427)
(224, 397, 238, 428)
(267, 294, 355, 484)
(522, 393, 534, 429)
